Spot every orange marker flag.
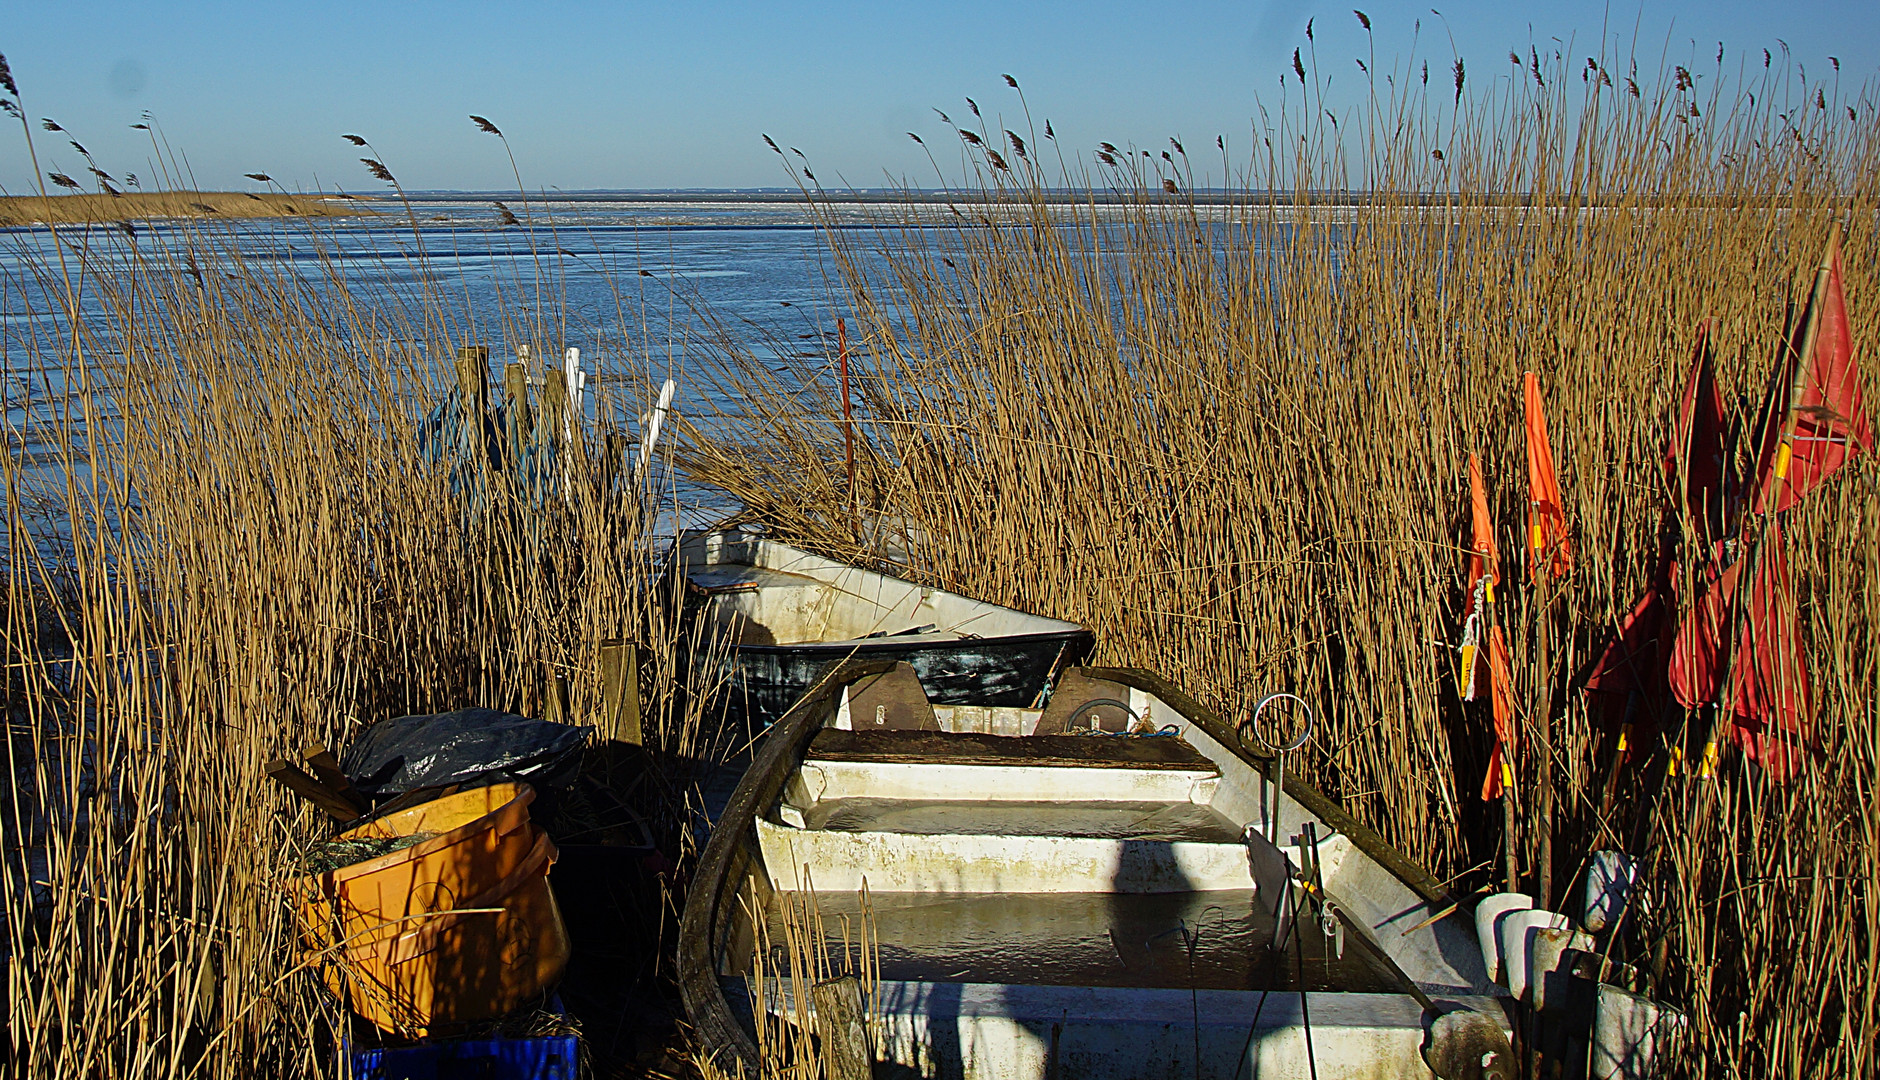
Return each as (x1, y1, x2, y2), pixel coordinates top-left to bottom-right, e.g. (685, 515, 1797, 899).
(1480, 625, 1520, 800)
(1468, 453, 1501, 592)
(1456, 454, 1501, 700)
(1460, 453, 1516, 799)
(1523, 372, 1572, 578)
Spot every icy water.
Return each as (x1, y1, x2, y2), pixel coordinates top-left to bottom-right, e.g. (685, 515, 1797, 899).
(0, 190, 871, 395)
(0, 191, 900, 532)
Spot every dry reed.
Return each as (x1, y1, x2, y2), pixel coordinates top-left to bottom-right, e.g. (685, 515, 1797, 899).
(706, 879, 879, 1080)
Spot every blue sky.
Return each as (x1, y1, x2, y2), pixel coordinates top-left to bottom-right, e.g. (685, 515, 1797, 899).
(2, 1, 1874, 193)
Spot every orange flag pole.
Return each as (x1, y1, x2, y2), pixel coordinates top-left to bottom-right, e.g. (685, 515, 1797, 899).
(1521, 371, 1571, 906)
(1466, 453, 1519, 892)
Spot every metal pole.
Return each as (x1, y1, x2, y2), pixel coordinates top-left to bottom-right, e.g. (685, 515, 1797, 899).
(838, 317, 856, 538)
(1251, 693, 1314, 845)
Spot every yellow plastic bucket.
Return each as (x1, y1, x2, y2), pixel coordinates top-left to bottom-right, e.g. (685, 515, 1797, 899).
(311, 828, 571, 1036)
(291, 782, 571, 1036)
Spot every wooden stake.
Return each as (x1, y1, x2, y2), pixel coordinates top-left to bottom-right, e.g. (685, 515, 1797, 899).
(545, 674, 570, 726)
(1503, 793, 1519, 894)
(811, 974, 870, 1080)
(599, 639, 642, 746)
(265, 760, 360, 823)
(1536, 596, 1554, 908)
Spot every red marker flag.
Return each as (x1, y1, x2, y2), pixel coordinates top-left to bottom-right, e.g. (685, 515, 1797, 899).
(1752, 236, 1873, 516)
(1668, 527, 1813, 780)
(1585, 555, 1675, 763)
(1522, 372, 1572, 578)
(1589, 322, 1727, 768)
(1724, 525, 1811, 779)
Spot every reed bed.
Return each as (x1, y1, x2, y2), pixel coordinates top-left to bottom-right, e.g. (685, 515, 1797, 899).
(679, 45, 1880, 1077)
(0, 164, 731, 1075)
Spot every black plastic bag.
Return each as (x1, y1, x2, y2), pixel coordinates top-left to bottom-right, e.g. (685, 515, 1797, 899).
(341, 707, 590, 797)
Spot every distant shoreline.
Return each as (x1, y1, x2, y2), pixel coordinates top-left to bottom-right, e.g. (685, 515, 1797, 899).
(390, 188, 1822, 208)
(0, 191, 374, 227)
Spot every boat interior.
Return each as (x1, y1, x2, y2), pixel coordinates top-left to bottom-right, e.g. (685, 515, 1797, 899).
(708, 663, 1505, 1079)
(675, 530, 1086, 647)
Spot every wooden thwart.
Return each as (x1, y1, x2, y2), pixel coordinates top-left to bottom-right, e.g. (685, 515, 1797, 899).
(807, 729, 1218, 771)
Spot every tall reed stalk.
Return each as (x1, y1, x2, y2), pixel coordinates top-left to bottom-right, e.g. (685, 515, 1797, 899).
(681, 45, 1880, 1076)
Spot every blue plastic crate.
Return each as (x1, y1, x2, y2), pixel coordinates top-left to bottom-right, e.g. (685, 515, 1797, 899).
(349, 1032, 580, 1080)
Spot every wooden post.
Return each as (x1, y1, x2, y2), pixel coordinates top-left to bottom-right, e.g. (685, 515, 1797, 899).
(504, 361, 531, 467)
(538, 369, 569, 446)
(456, 345, 489, 401)
(811, 974, 870, 1080)
(599, 639, 642, 746)
(545, 674, 570, 726)
(457, 345, 489, 466)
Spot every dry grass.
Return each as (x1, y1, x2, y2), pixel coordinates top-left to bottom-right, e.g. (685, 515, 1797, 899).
(0, 191, 368, 226)
(679, 47, 1880, 1077)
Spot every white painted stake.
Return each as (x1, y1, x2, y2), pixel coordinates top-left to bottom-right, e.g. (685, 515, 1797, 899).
(563, 347, 585, 441)
(638, 378, 677, 477)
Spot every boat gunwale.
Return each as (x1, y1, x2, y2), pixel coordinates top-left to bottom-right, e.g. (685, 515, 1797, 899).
(679, 657, 901, 1069)
(725, 626, 1094, 657)
(676, 532, 1091, 640)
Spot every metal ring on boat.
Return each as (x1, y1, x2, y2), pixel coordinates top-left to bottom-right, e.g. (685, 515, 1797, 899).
(1249, 692, 1315, 753)
(1063, 697, 1141, 733)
